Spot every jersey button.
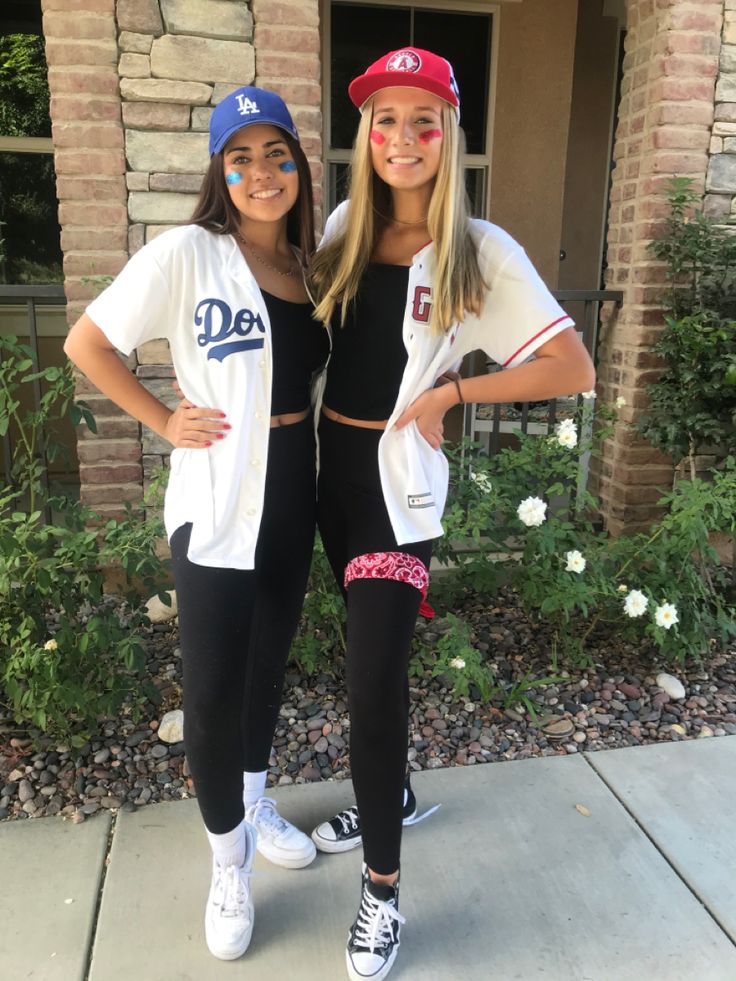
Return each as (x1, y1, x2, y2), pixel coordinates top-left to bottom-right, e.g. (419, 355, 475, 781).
(247, 507, 256, 516)
(259, 360, 267, 368)
(251, 458, 261, 467)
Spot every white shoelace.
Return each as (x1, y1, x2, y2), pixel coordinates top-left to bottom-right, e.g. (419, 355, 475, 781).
(248, 796, 290, 839)
(214, 864, 252, 919)
(336, 806, 360, 835)
(403, 802, 442, 826)
(336, 800, 441, 834)
(353, 886, 406, 953)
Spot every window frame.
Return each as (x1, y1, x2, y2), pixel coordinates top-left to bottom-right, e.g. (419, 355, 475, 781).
(0, 136, 53, 154)
(321, 0, 501, 220)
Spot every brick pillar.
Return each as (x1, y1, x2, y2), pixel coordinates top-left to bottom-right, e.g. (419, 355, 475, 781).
(42, 0, 141, 519)
(595, 0, 722, 535)
(251, 0, 323, 225)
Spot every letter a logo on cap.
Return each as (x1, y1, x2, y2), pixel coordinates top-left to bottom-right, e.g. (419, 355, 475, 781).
(386, 50, 421, 73)
(236, 94, 260, 117)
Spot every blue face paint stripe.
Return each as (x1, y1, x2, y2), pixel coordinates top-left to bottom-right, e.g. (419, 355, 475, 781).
(279, 160, 297, 173)
(225, 172, 242, 185)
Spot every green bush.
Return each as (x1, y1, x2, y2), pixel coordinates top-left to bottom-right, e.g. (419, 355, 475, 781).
(0, 336, 168, 745)
(637, 178, 736, 472)
(432, 400, 736, 667)
(289, 534, 346, 677)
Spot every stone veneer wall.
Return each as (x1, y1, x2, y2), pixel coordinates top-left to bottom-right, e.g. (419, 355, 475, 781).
(705, 0, 736, 218)
(43, 0, 322, 520)
(595, 0, 725, 535)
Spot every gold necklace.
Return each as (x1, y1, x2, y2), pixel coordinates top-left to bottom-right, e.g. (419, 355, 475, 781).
(373, 207, 428, 226)
(235, 231, 298, 278)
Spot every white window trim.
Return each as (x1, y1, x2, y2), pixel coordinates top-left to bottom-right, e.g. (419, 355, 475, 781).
(321, 0, 500, 220)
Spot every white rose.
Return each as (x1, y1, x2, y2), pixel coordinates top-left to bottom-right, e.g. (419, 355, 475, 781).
(615, 396, 627, 409)
(618, 584, 628, 593)
(43, 639, 58, 651)
(623, 589, 648, 618)
(655, 602, 679, 630)
(470, 470, 492, 494)
(581, 390, 597, 400)
(449, 657, 466, 670)
(555, 418, 578, 448)
(517, 496, 547, 527)
(565, 550, 586, 574)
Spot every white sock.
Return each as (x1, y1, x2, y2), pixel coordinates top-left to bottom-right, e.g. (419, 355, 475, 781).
(243, 770, 267, 809)
(207, 820, 246, 869)
(403, 785, 409, 807)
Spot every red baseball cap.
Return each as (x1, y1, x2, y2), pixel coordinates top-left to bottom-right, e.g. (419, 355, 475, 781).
(348, 47, 460, 117)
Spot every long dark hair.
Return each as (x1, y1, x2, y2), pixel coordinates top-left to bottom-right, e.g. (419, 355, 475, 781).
(189, 130, 315, 260)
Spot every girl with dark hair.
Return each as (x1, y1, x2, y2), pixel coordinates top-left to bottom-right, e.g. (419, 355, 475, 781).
(64, 86, 329, 962)
(309, 48, 596, 981)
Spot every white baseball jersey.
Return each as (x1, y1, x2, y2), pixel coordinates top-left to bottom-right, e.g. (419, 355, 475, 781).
(319, 201, 575, 545)
(87, 224, 288, 570)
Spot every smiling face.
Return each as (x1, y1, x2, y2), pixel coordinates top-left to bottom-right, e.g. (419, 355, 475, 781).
(369, 86, 444, 194)
(222, 123, 299, 226)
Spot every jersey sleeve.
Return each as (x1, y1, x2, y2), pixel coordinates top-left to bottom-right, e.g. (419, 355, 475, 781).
(85, 245, 172, 356)
(477, 246, 575, 369)
(319, 200, 349, 248)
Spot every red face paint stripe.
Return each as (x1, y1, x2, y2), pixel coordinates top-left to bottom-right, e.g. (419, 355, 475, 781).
(370, 129, 385, 145)
(418, 129, 443, 144)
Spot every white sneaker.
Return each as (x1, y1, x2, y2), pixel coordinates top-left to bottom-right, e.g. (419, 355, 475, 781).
(245, 796, 316, 869)
(204, 823, 256, 960)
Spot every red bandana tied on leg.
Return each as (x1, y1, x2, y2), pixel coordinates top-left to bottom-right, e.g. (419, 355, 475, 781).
(344, 552, 435, 619)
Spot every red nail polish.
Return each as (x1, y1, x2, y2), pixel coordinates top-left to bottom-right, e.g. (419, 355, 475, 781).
(205, 441, 212, 447)
(222, 423, 232, 430)
(219, 413, 227, 419)
(216, 433, 225, 439)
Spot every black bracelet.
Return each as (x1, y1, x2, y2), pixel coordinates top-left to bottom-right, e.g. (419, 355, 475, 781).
(454, 377, 465, 404)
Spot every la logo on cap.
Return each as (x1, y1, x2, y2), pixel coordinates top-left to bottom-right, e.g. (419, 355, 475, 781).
(386, 50, 421, 73)
(235, 94, 260, 116)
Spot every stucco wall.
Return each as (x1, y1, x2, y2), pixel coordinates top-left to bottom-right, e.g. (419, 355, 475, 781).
(559, 1, 621, 291)
(490, 0, 579, 285)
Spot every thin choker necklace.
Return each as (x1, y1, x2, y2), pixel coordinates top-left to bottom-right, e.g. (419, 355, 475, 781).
(373, 207, 428, 227)
(235, 230, 298, 278)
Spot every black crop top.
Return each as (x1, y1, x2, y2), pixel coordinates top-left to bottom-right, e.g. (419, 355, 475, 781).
(323, 263, 410, 420)
(262, 289, 329, 416)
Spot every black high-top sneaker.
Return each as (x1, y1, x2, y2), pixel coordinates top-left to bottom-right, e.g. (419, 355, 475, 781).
(346, 865, 405, 981)
(313, 777, 440, 853)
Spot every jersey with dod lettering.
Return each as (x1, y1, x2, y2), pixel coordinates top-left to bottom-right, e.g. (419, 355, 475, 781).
(86, 224, 321, 570)
(317, 201, 575, 546)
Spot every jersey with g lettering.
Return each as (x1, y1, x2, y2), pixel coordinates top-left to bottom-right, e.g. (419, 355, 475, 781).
(317, 201, 575, 545)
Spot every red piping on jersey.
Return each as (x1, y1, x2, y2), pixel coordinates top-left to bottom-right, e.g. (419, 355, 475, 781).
(502, 315, 573, 367)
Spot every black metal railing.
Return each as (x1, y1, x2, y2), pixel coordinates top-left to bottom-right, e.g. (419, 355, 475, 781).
(0, 285, 67, 511)
(464, 289, 623, 455)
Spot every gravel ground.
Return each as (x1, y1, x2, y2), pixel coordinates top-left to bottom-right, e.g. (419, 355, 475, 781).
(1, 587, 734, 823)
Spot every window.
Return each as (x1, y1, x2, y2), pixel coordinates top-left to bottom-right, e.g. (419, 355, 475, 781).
(0, 4, 62, 285)
(323, 1, 495, 217)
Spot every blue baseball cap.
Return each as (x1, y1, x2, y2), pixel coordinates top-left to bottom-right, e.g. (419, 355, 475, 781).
(209, 86, 299, 156)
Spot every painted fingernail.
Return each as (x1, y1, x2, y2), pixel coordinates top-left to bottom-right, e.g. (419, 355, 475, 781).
(219, 413, 227, 418)
(222, 423, 232, 430)
(216, 433, 225, 439)
(205, 441, 212, 447)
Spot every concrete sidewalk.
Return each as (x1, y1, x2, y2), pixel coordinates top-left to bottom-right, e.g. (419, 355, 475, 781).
(3, 738, 736, 981)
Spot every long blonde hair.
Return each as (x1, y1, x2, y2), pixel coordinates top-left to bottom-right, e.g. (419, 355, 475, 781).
(310, 99, 486, 334)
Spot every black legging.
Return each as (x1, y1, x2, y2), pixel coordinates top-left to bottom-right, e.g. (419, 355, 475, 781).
(317, 415, 432, 874)
(171, 417, 316, 834)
